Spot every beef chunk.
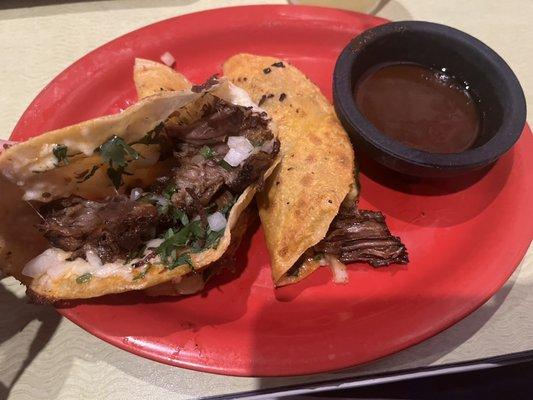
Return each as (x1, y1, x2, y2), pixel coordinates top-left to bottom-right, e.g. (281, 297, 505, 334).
(161, 95, 277, 210)
(168, 145, 278, 212)
(314, 206, 408, 267)
(165, 97, 270, 146)
(39, 196, 158, 263)
(171, 158, 226, 209)
(225, 146, 279, 193)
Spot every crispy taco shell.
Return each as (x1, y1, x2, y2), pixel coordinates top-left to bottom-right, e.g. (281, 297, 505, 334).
(223, 54, 356, 286)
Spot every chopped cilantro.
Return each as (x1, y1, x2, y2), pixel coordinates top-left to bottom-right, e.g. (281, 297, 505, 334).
(157, 226, 192, 265)
(205, 229, 224, 249)
(53, 144, 69, 165)
(106, 165, 132, 189)
(76, 165, 99, 183)
(189, 241, 201, 253)
(162, 183, 177, 200)
(72, 128, 162, 187)
(98, 135, 139, 168)
(313, 253, 323, 261)
(96, 136, 139, 189)
(139, 192, 185, 221)
(199, 145, 216, 159)
(170, 207, 189, 225)
(76, 272, 92, 284)
(178, 209, 190, 225)
(174, 254, 194, 268)
(124, 245, 146, 264)
(219, 197, 236, 216)
(219, 159, 232, 171)
(189, 220, 205, 238)
(130, 123, 165, 145)
(187, 219, 207, 253)
(155, 218, 209, 269)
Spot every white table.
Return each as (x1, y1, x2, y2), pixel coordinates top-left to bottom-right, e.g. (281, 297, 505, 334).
(0, 1, 531, 398)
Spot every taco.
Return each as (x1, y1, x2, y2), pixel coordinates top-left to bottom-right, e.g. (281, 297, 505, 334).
(0, 77, 280, 301)
(223, 54, 407, 286)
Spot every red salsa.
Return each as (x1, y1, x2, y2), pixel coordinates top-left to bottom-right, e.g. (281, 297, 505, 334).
(355, 63, 480, 154)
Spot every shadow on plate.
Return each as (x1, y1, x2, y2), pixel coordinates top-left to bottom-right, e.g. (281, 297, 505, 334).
(357, 148, 514, 227)
(274, 262, 408, 303)
(251, 265, 517, 390)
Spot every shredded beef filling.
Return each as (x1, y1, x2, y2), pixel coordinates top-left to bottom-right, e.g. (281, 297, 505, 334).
(162, 97, 277, 212)
(165, 97, 270, 146)
(313, 206, 408, 267)
(39, 196, 158, 263)
(38, 96, 278, 265)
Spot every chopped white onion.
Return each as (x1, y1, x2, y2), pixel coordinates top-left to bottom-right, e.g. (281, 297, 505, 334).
(226, 82, 264, 113)
(326, 255, 349, 284)
(146, 238, 164, 249)
(260, 139, 275, 153)
(207, 212, 227, 231)
(227, 136, 254, 153)
(160, 51, 175, 67)
(86, 250, 103, 268)
(175, 273, 205, 295)
(226, 136, 254, 166)
(23, 247, 137, 282)
(130, 187, 143, 201)
(22, 249, 62, 278)
(224, 148, 250, 167)
(46, 263, 68, 279)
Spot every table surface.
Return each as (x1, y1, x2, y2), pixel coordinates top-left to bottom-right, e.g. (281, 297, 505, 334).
(0, 1, 531, 399)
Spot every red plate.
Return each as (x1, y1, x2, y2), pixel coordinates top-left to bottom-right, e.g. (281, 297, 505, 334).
(11, 6, 533, 376)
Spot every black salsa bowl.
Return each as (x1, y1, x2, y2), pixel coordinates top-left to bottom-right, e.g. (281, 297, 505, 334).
(333, 21, 527, 178)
